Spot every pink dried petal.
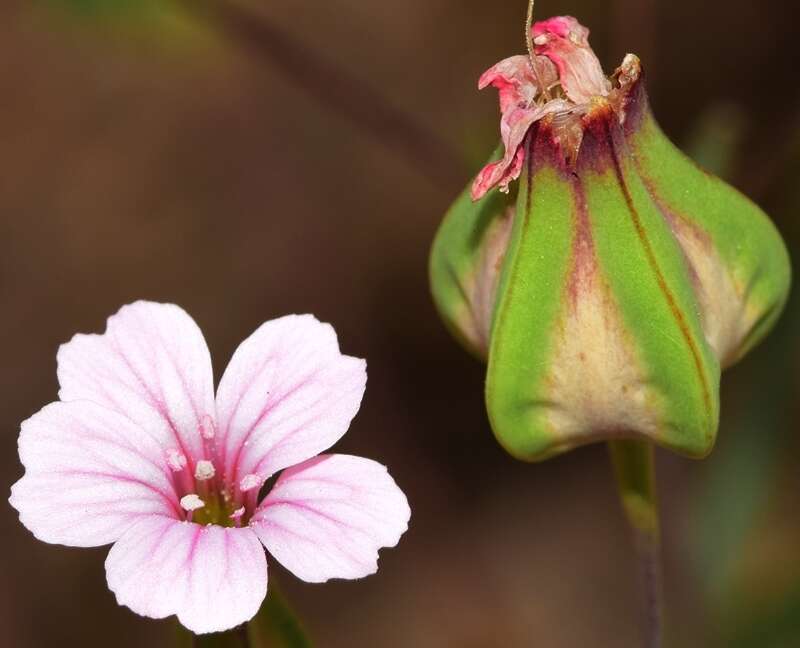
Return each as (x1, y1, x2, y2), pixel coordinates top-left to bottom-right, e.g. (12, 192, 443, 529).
(215, 314, 366, 487)
(56, 301, 216, 465)
(10, 401, 179, 547)
(532, 16, 610, 104)
(105, 515, 267, 634)
(478, 55, 557, 113)
(472, 99, 573, 200)
(250, 454, 410, 583)
(472, 16, 611, 199)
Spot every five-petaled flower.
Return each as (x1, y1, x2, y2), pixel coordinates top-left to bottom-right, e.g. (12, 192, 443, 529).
(10, 301, 410, 634)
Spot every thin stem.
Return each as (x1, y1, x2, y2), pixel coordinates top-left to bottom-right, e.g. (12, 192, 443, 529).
(639, 531, 662, 648)
(525, 0, 549, 101)
(185, 0, 466, 189)
(525, 0, 536, 65)
(608, 440, 663, 648)
(238, 624, 252, 648)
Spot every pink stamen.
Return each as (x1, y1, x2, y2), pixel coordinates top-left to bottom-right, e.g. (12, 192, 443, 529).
(180, 493, 205, 522)
(166, 448, 187, 472)
(239, 473, 261, 492)
(194, 460, 216, 481)
(230, 506, 245, 528)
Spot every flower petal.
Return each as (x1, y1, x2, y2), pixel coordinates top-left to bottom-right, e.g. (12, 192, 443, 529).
(10, 401, 179, 547)
(472, 99, 572, 200)
(477, 54, 556, 113)
(57, 301, 215, 464)
(250, 454, 410, 583)
(215, 315, 366, 486)
(532, 16, 610, 104)
(105, 515, 267, 634)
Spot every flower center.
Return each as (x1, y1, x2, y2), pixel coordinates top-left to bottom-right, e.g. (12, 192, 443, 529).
(165, 417, 266, 527)
(170, 455, 239, 526)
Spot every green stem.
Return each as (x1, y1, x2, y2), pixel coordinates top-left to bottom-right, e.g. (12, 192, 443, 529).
(249, 584, 312, 648)
(608, 440, 662, 648)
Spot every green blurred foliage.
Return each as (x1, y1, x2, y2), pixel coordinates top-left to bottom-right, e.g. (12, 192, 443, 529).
(728, 584, 800, 648)
(40, 0, 224, 57)
(685, 104, 746, 181)
(46, 0, 163, 17)
(685, 105, 800, 647)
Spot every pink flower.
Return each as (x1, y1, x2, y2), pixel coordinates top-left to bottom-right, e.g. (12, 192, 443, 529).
(472, 16, 612, 200)
(10, 302, 410, 634)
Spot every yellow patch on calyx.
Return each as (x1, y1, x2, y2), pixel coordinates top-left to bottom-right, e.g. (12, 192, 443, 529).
(669, 217, 757, 368)
(545, 257, 661, 444)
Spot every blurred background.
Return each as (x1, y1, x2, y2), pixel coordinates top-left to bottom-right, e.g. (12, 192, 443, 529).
(1, 0, 798, 646)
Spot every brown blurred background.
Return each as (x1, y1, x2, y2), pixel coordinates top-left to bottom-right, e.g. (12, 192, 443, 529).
(2, 1, 799, 646)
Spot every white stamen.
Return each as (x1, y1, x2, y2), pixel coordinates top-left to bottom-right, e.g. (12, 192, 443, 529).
(166, 448, 187, 472)
(194, 460, 216, 481)
(200, 414, 216, 440)
(239, 473, 262, 492)
(534, 34, 548, 46)
(180, 493, 205, 511)
(230, 506, 245, 520)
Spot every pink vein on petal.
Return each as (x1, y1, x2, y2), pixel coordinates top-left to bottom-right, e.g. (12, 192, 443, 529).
(226, 375, 315, 485)
(107, 334, 196, 465)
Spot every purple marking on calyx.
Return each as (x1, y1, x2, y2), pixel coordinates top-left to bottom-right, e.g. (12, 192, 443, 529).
(567, 179, 596, 309)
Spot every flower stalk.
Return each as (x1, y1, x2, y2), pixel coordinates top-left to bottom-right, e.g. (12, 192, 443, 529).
(609, 440, 662, 648)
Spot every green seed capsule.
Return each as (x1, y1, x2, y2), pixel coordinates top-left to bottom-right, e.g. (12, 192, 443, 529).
(430, 27, 790, 462)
